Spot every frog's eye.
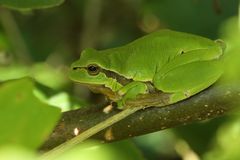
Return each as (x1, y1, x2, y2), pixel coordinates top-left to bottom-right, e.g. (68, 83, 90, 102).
(87, 64, 100, 76)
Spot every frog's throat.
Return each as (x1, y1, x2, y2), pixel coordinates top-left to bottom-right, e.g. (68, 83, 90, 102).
(85, 84, 121, 101)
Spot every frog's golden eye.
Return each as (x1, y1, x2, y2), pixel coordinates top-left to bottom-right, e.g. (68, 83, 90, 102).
(87, 64, 100, 76)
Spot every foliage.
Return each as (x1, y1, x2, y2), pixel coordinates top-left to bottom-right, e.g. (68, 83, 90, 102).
(0, 0, 239, 160)
(0, 78, 60, 149)
(0, 0, 65, 9)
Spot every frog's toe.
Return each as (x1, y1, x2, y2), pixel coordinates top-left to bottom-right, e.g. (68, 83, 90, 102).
(117, 99, 126, 109)
(117, 101, 123, 109)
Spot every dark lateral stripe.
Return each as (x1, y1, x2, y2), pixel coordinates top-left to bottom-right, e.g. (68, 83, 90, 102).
(76, 66, 132, 85)
(79, 66, 158, 93)
(100, 69, 133, 85)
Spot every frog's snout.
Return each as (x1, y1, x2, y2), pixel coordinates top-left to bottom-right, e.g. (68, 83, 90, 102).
(70, 61, 82, 71)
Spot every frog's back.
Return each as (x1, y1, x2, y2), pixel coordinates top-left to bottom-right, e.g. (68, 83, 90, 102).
(97, 30, 217, 81)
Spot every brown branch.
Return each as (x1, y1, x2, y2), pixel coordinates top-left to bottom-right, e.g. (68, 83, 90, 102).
(41, 82, 239, 151)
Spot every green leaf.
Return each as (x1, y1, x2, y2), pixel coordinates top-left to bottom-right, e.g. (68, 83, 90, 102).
(0, 65, 29, 82)
(51, 140, 145, 160)
(0, 78, 61, 149)
(0, 145, 36, 160)
(203, 117, 240, 160)
(31, 63, 68, 89)
(219, 16, 240, 83)
(0, 63, 69, 89)
(0, 0, 65, 9)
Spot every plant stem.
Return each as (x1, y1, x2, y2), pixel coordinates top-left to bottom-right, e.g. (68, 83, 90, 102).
(0, 8, 32, 64)
(41, 107, 140, 159)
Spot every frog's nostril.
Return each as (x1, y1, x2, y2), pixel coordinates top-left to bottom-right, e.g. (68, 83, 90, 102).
(72, 67, 80, 70)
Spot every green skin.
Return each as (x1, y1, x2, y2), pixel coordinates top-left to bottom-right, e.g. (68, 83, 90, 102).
(69, 29, 225, 108)
(45, 30, 226, 152)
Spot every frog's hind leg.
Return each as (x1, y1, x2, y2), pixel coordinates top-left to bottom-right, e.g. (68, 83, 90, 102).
(153, 60, 222, 104)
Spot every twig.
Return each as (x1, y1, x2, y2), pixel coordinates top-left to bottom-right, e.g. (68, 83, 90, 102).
(41, 82, 239, 152)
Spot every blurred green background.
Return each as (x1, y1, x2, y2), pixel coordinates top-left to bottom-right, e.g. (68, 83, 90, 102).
(0, 0, 240, 160)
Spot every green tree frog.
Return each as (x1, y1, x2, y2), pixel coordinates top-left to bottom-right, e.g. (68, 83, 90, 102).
(67, 30, 225, 143)
(70, 29, 225, 109)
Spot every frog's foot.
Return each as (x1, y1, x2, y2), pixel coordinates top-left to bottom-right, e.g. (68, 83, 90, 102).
(116, 99, 126, 109)
(117, 81, 148, 109)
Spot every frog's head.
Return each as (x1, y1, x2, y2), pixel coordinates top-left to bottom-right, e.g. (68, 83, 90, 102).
(69, 48, 123, 101)
(70, 48, 110, 85)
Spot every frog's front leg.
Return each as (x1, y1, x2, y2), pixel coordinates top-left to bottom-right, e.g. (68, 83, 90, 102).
(117, 81, 148, 109)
